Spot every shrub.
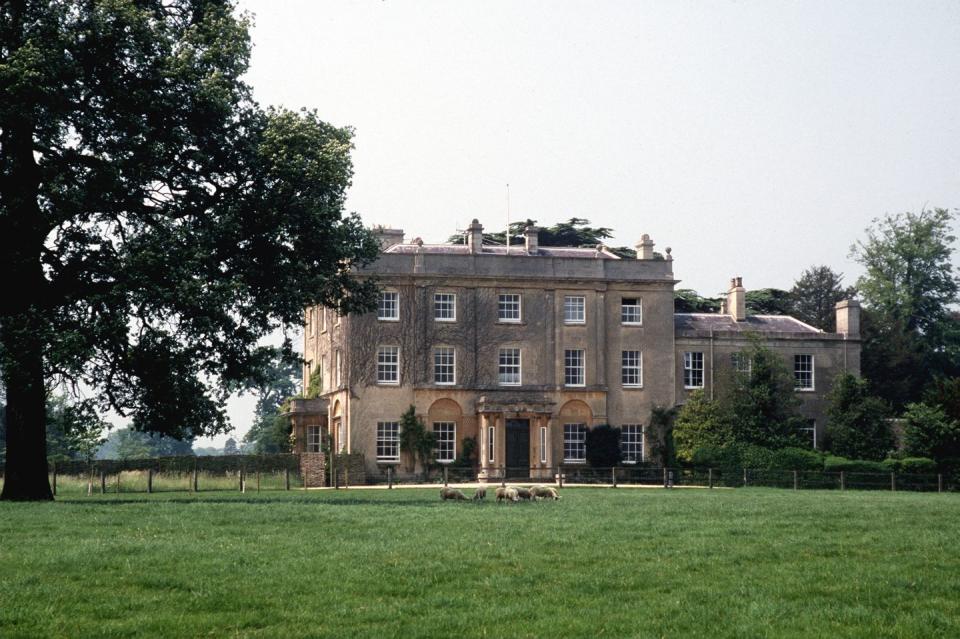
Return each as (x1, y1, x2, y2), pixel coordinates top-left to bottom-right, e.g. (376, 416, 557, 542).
(893, 457, 938, 474)
(585, 425, 622, 467)
(690, 444, 741, 470)
(769, 447, 825, 471)
(825, 373, 893, 461)
(823, 456, 887, 474)
(902, 402, 960, 462)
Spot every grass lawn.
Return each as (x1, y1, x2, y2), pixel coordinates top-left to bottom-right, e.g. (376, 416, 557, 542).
(1, 487, 958, 638)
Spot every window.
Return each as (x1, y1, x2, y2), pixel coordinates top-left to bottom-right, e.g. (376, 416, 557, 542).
(563, 424, 587, 462)
(564, 296, 585, 324)
(337, 420, 345, 452)
(376, 421, 400, 462)
(683, 351, 704, 389)
(433, 422, 456, 463)
(378, 291, 399, 321)
(488, 426, 495, 463)
(621, 425, 643, 463)
(377, 346, 399, 384)
(434, 346, 455, 385)
(622, 350, 642, 387)
(307, 309, 314, 337)
(621, 298, 642, 324)
(499, 348, 521, 385)
(564, 349, 585, 386)
(321, 355, 327, 391)
(731, 352, 751, 374)
(539, 426, 547, 464)
(800, 419, 817, 449)
(794, 354, 814, 390)
(335, 350, 342, 387)
(321, 308, 327, 332)
(434, 293, 456, 322)
(498, 294, 521, 322)
(306, 426, 321, 453)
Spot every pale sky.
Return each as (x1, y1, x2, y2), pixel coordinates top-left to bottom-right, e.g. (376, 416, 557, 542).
(199, 0, 960, 447)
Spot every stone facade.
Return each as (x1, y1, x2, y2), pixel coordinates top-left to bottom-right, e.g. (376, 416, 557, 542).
(295, 221, 860, 478)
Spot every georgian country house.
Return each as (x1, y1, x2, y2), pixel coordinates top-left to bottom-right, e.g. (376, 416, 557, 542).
(288, 221, 860, 482)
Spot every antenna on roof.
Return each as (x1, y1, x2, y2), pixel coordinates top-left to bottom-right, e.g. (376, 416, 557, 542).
(505, 183, 511, 253)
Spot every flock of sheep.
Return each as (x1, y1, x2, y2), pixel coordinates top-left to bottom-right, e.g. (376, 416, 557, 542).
(440, 484, 561, 502)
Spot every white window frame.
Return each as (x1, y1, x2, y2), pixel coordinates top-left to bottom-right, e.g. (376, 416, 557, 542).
(539, 426, 547, 464)
(499, 347, 522, 386)
(376, 421, 400, 462)
(732, 352, 752, 375)
(377, 345, 400, 385)
(434, 346, 456, 385)
(488, 425, 495, 463)
(563, 423, 587, 463)
(433, 421, 456, 463)
(622, 350, 642, 388)
(564, 349, 585, 387)
(306, 425, 322, 453)
(621, 298, 643, 325)
(498, 294, 522, 323)
(794, 354, 815, 391)
(563, 295, 586, 325)
(621, 425, 643, 463)
(434, 292, 457, 322)
(378, 290, 399, 321)
(683, 351, 704, 389)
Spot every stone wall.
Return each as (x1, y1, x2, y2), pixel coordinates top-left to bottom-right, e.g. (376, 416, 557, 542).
(329, 453, 366, 486)
(300, 452, 326, 488)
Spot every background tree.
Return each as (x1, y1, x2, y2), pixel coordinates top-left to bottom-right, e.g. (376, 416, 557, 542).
(584, 425, 622, 467)
(824, 373, 892, 461)
(673, 391, 730, 462)
(674, 289, 721, 313)
(96, 427, 194, 459)
(0, 2, 379, 500)
(447, 217, 640, 257)
(223, 438, 239, 456)
(744, 288, 794, 316)
(902, 402, 960, 463)
(242, 350, 300, 454)
(45, 394, 106, 462)
(790, 265, 855, 331)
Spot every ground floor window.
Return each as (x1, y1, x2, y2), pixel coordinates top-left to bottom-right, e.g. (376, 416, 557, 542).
(306, 426, 321, 453)
(433, 421, 456, 463)
(799, 419, 817, 449)
(488, 426, 495, 462)
(621, 424, 643, 462)
(539, 426, 547, 464)
(377, 421, 400, 462)
(563, 423, 587, 462)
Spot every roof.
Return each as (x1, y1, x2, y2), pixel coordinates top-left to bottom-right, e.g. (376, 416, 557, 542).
(674, 313, 824, 334)
(384, 243, 622, 259)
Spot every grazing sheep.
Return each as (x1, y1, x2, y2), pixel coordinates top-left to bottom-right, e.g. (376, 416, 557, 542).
(473, 486, 487, 501)
(530, 485, 561, 500)
(440, 486, 468, 501)
(495, 486, 520, 502)
(514, 486, 533, 501)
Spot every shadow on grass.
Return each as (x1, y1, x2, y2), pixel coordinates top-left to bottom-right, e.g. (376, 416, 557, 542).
(53, 495, 474, 508)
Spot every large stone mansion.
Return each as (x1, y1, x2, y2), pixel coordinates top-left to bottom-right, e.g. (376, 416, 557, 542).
(290, 220, 860, 480)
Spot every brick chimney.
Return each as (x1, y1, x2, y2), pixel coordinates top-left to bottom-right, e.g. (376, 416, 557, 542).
(835, 299, 860, 336)
(372, 226, 404, 251)
(524, 226, 540, 254)
(635, 234, 655, 260)
(727, 276, 746, 321)
(467, 219, 484, 254)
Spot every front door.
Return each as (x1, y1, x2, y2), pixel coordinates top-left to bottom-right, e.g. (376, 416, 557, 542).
(505, 419, 530, 476)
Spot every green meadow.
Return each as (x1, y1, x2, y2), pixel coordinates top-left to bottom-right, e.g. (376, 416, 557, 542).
(1, 487, 958, 638)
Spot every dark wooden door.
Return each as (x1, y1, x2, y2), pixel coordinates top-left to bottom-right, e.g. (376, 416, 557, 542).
(505, 419, 530, 474)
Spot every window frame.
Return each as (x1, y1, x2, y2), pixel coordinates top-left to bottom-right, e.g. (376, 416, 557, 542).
(433, 346, 456, 385)
(731, 352, 752, 375)
(497, 293, 522, 323)
(621, 350, 643, 388)
(433, 421, 456, 463)
(434, 292, 457, 322)
(563, 423, 587, 463)
(564, 349, 585, 387)
(683, 351, 704, 389)
(498, 347, 522, 386)
(376, 421, 400, 462)
(377, 290, 400, 322)
(621, 297, 643, 325)
(376, 345, 400, 385)
(563, 295, 586, 325)
(305, 425, 322, 453)
(794, 354, 815, 391)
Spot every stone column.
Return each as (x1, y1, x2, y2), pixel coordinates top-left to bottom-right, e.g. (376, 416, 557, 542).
(479, 413, 490, 480)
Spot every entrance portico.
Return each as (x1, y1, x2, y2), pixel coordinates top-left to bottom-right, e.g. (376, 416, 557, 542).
(477, 395, 555, 481)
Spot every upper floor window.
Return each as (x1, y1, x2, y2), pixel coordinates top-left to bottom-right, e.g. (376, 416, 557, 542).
(621, 425, 643, 463)
(498, 294, 521, 323)
(564, 296, 585, 324)
(321, 308, 327, 332)
(433, 422, 456, 463)
(794, 354, 814, 391)
(377, 346, 399, 384)
(499, 348, 521, 385)
(335, 350, 342, 387)
(307, 309, 315, 336)
(622, 350, 642, 387)
(378, 291, 399, 321)
(563, 424, 587, 462)
(683, 351, 704, 389)
(434, 293, 456, 322)
(376, 421, 400, 462)
(564, 349, 585, 386)
(731, 352, 751, 374)
(434, 346, 456, 385)
(621, 298, 642, 325)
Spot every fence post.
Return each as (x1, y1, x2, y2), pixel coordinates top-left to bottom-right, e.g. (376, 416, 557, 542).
(443, 466, 448, 487)
(116, 472, 120, 494)
(193, 465, 199, 493)
(285, 467, 290, 491)
(147, 468, 153, 494)
(240, 468, 245, 493)
(52, 462, 57, 497)
(938, 473, 943, 494)
(708, 468, 714, 489)
(840, 471, 845, 491)
(612, 467, 617, 488)
(344, 464, 350, 489)
(100, 471, 106, 494)
(256, 470, 261, 493)
(793, 470, 798, 491)
(891, 472, 896, 492)
(87, 469, 93, 496)
(388, 466, 393, 489)
(663, 467, 668, 488)
(558, 465, 564, 489)
(743, 468, 748, 487)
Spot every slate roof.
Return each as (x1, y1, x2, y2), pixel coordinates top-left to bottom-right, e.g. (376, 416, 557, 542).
(674, 313, 823, 334)
(384, 243, 622, 259)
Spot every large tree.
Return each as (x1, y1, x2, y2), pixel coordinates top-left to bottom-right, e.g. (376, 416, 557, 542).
(790, 265, 855, 332)
(243, 349, 300, 454)
(0, 1, 378, 500)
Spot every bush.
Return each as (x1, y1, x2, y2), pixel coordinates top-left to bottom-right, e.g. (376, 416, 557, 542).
(825, 373, 893, 461)
(823, 456, 887, 474)
(585, 425, 622, 467)
(883, 457, 938, 474)
(769, 447, 825, 471)
(902, 402, 960, 462)
(690, 444, 741, 470)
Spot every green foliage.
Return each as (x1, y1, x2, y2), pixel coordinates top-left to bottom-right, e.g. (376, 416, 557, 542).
(902, 402, 960, 462)
(97, 427, 194, 461)
(448, 217, 632, 254)
(45, 395, 107, 463)
(882, 457, 938, 474)
(674, 289, 721, 313)
(398, 406, 435, 472)
(689, 443, 824, 471)
(925, 376, 960, 424)
(674, 391, 730, 461)
(244, 412, 292, 455)
(452, 436, 477, 468)
(744, 288, 793, 316)
(789, 265, 855, 332)
(584, 425, 622, 467)
(305, 364, 323, 399)
(823, 456, 888, 474)
(243, 350, 299, 454)
(825, 373, 893, 461)
(768, 447, 826, 471)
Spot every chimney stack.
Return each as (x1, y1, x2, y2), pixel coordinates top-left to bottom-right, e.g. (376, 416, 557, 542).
(524, 226, 540, 254)
(835, 299, 860, 336)
(635, 234, 655, 260)
(372, 226, 404, 251)
(727, 276, 746, 321)
(467, 219, 484, 254)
